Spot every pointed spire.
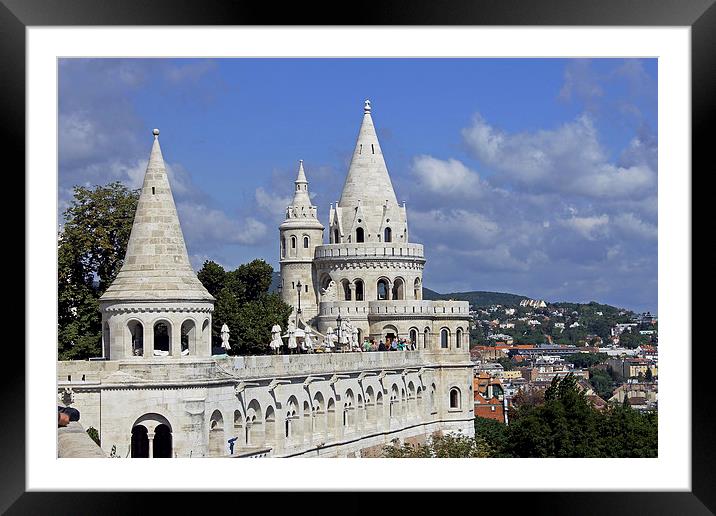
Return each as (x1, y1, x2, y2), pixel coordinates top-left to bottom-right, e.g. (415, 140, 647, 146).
(339, 99, 398, 208)
(100, 129, 213, 302)
(291, 159, 312, 207)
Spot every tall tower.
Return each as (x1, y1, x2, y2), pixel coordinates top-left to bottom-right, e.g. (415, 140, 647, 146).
(279, 160, 324, 322)
(99, 129, 214, 360)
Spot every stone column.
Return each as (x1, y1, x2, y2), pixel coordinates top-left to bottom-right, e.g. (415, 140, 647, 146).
(349, 282, 356, 301)
(386, 281, 393, 300)
(147, 432, 155, 458)
(171, 322, 181, 357)
(144, 323, 154, 358)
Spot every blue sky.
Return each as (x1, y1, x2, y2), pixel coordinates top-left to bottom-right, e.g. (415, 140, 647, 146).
(58, 58, 658, 313)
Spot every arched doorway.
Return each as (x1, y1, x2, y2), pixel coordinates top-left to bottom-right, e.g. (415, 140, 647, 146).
(153, 423, 172, 458)
(131, 414, 172, 458)
(131, 425, 149, 458)
(356, 227, 365, 243)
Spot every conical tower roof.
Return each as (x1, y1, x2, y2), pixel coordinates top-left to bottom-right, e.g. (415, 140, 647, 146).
(338, 100, 398, 208)
(291, 160, 311, 207)
(280, 160, 323, 230)
(101, 129, 214, 302)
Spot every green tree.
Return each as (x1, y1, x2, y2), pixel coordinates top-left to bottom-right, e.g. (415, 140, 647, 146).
(588, 368, 615, 401)
(58, 182, 139, 360)
(567, 352, 608, 369)
(86, 426, 101, 446)
(197, 260, 227, 298)
(234, 293, 292, 355)
(474, 417, 511, 457)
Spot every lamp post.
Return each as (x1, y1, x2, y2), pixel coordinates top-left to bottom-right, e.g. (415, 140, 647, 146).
(336, 314, 342, 352)
(296, 281, 302, 315)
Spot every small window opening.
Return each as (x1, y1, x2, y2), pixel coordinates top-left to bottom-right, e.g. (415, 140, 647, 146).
(371, 144, 375, 154)
(359, 144, 362, 154)
(152, 187, 155, 195)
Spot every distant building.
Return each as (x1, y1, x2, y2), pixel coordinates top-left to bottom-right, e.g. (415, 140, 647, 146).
(520, 299, 547, 308)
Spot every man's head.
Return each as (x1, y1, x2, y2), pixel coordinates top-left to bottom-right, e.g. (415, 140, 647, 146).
(58, 411, 70, 427)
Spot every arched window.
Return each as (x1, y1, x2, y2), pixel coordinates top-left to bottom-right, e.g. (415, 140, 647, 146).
(128, 320, 144, 356)
(456, 328, 463, 349)
(354, 279, 364, 301)
(356, 227, 365, 243)
(414, 278, 422, 300)
(341, 279, 352, 301)
(424, 327, 430, 349)
(377, 279, 389, 300)
(449, 388, 461, 409)
(384, 227, 392, 242)
(409, 328, 418, 349)
(153, 321, 171, 355)
(392, 278, 404, 300)
(180, 320, 196, 355)
(291, 236, 297, 249)
(333, 228, 339, 243)
(208, 410, 225, 456)
(303, 236, 309, 248)
(281, 237, 286, 258)
(440, 328, 449, 349)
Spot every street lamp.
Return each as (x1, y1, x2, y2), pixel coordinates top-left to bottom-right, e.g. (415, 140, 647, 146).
(336, 313, 342, 351)
(296, 281, 302, 314)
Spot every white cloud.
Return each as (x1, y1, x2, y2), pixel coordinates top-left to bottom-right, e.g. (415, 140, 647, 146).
(177, 203, 267, 247)
(461, 113, 657, 199)
(411, 209, 499, 247)
(255, 187, 292, 217)
(411, 155, 489, 199)
(612, 212, 657, 241)
(560, 214, 610, 240)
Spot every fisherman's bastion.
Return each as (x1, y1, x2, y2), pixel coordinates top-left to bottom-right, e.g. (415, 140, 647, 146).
(57, 100, 475, 458)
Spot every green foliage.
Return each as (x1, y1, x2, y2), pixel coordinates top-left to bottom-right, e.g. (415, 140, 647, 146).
(477, 374, 657, 458)
(474, 417, 511, 457)
(588, 368, 615, 401)
(618, 329, 651, 349)
(422, 288, 527, 308)
(566, 352, 608, 369)
(235, 293, 293, 355)
(197, 259, 293, 354)
(382, 432, 492, 458)
(496, 356, 515, 371)
(197, 260, 226, 298)
(58, 182, 139, 360)
(86, 426, 101, 446)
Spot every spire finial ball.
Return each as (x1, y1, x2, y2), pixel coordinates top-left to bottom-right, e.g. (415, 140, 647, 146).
(364, 99, 371, 113)
(152, 128, 160, 137)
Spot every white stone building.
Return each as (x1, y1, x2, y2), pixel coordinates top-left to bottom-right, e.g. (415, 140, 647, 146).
(57, 101, 475, 459)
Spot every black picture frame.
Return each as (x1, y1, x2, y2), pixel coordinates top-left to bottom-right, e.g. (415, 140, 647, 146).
(3, 0, 708, 513)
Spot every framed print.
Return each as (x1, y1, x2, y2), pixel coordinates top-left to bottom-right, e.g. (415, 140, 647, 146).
(3, 0, 710, 513)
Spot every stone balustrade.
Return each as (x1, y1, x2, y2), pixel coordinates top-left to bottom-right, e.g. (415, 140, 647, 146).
(319, 299, 470, 317)
(314, 242, 424, 260)
(58, 421, 106, 458)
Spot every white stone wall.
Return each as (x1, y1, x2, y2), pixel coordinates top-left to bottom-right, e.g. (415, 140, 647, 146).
(58, 350, 475, 458)
(101, 301, 213, 360)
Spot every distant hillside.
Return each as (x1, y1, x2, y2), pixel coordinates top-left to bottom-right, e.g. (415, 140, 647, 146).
(423, 288, 528, 307)
(269, 271, 281, 293)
